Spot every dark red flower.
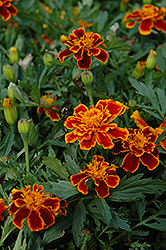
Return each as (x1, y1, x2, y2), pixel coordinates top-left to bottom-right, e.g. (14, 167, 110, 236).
(0, 0, 19, 22)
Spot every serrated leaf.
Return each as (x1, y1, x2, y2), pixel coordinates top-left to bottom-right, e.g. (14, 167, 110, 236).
(111, 174, 166, 201)
(72, 200, 87, 247)
(30, 85, 40, 104)
(0, 216, 16, 246)
(13, 229, 26, 250)
(0, 129, 14, 157)
(41, 180, 79, 200)
(95, 198, 112, 225)
(64, 154, 80, 174)
(156, 87, 166, 116)
(28, 120, 39, 148)
(106, 38, 131, 52)
(110, 209, 131, 232)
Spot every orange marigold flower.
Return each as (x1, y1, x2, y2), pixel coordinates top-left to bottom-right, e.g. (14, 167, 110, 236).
(0, 0, 20, 22)
(70, 155, 120, 198)
(64, 99, 129, 150)
(37, 93, 60, 121)
(0, 198, 8, 221)
(41, 34, 51, 45)
(8, 184, 67, 231)
(40, 3, 52, 14)
(58, 27, 109, 70)
(112, 127, 159, 173)
(131, 110, 166, 150)
(124, 4, 166, 35)
(77, 19, 93, 29)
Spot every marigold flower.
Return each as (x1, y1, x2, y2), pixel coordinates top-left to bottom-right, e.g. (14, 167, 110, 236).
(112, 127, 159, 173)
(41, 34, 51, 45)
(58, 27, 109, 70)
(77, 19, 93, 29)
(0, 198, 8, 221)
(70, 155, 120, 198)
(40, 3, 52, 14)
(37, 93, 60, 121)
(64, 99, 129, 150)
(0, 0, 19, 21)
(8, 184, 67, 231)
(131, 110, 166, 150)
(124, 4, 166, 35)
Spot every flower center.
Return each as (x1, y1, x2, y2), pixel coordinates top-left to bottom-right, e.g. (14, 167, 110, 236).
(2, 98, 14, 109)
(42, 94, 55, 106)
(73, 32, 94, 50)
(141, 6, 163, 20)
(22, 189, 48, 210)
(127, 130, 148, 151)
(81, 108, 103, 129)
(87, 161, 110, 180)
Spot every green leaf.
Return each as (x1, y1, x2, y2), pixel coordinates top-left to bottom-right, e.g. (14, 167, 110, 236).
(41, 180, 79, 200)
(64, 154, 81, 174)
(42, 216, 73, 245)
(156, 48, 165, 73)
(106, 38, 131, 52)
(72, 200, 87, 247)
(42, 156, 69, 180)
(95, 198, 112, 225)
(111, 174, 166, 201)
(156, 87, 166, 116)
(0, 129, 14, 157)
(28, 120, 39, 148)
(6, 24, 15, 49)
(30, 85, 40, 104)
(0, 216, 16, 246)
(110, 209, 131, 232)
(9, 82, 31, 104)
(13, 229, 27, 250)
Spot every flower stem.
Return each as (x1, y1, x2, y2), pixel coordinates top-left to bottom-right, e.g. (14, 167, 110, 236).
(22, 135, 29, 173)
(85, 83, 94, 106)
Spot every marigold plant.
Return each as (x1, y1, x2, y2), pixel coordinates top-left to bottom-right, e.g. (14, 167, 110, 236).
(112, 127, 160, 173)
(0, 0, 19, 21)
(37, 93, 60, 121)
(0, 198, 8, 221)
(58, 27, 109, 69)
(70, 155, 120, 198)
(124, 4, 166, 35)
(64, 99, 129, 150)
(8, 184, 67, 231)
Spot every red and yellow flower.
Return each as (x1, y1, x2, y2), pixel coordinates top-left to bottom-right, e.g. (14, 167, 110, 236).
(64, 99, 129, 150)
(0, 198, 8, 221)
(131, 110, 166, 150)
(8, 184, 67, 231)
(124, 4, 166, 35)
(37, 93, 60, 121)
(0, 0, 19, 21)
(70, 155, 120, 198)
(112, 127, 159, 173)
(58, 27, 109, 70)
(77, 19, 93, 29)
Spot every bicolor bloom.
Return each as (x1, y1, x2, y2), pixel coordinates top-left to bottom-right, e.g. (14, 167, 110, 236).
(64, 99, 129, 150)
(70, 155, 120, 198)
(37, 93, 60, 121)
(112, 127, 159, 173)
(0, 198, 8, 221)
(131, 110, 166, 150)
(0, 0, 19, 21)
(77, 19, 93, 29)
(8, 184, 67, 231)
(58, 27, 109, 69)
(124, 4, 166, 35)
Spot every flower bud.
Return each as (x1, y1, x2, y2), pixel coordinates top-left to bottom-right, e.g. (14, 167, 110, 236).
(18, 118, 30, 137)
(3, 64, 15, 82)
(128, 100, 136, 108)
(146, 49, 157, 70)
(81, 70, 93, 85)
(9, 47, 19, 64)
(120, 0, 129, 12)
(43, 52, 54, 67)
(3, 98, 17, 125)
(132, 61, 146, 80)
(7, 85, 15, 99)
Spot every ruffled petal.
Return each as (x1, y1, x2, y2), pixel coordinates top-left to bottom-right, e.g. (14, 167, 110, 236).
(15, 198, 26, 207)
(38, 206, 55, 229)
(28, 209, 44, 231)
(73, 47, 83, 61)
(112, 140, 128, 154)
(159, 138, 166, 150)
(8, 5, 18, 16)
(77, 52, 92, 70)
(95, 180, 109, 198)
(154, 19, 166, 32)
(79, 132, 97, 150)
(45, 109, 60, 121)
(0, 6, 11, 21)
(96, 132, 114, 149)
(42, 197, 60, 211)
(58, 48, 73, 63)
(13, 207, 31, 229)
(140, 152, 159, 170)
(130, 110, 148, 129)
(126, 20, 140, 29)
(73, 27, 85, 39)
(70, 173, 88, 186)
(94, 48, 109, 64)
(87, 48, 100, 57)
(121, 153, 140, 173)
(8, 202, 19, 215)
(77, 176, 90, 195)
(64, 116, 82, 129)
(108, 127, 129, 140)
(74, 104, 88, 118)
(65, 131, 80, 144)
(37, 106, 44, 115)
(104, 175, 120, 188)
(139, 19, 153, 35)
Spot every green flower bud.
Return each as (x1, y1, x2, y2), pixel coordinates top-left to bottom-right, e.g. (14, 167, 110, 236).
(3, 64, 15, 82)
(132, 61, 146, 80)
(18, 118, 30, 137)
(146, 49, 157, 70)
(7, 85, 15, 99)
(128, 100, 136, 108)
(81, 70, 93, 85)
(120, 0, 129, 13)
(3, 98, 17, 125)
(9, 47, 19, 64)
(43, 52, 54, 67)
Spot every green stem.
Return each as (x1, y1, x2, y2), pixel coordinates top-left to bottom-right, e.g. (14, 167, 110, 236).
(85, 84, 94, 106)
(22, 135, 29, 173)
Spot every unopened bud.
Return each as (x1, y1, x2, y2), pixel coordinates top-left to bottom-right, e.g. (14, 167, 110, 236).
(120, 0, 129, 12)
(132, 61, 146, 80)
(43, 52, 54, 67)
(81, 70, 93, 85)
(128, 100, 136, 108)
(18, 118, 30, 137)
(7, 85, 15, 99)
(3, 64, 15, 82)
(3, 98, 17, 125)
(9, 47, 19, 64)
(146, 49, 157, 70)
